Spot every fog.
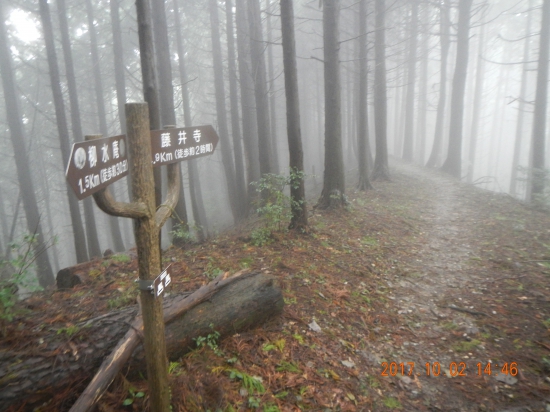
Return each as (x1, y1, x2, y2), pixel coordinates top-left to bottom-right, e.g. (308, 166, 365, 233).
(0, 0, 547, 283)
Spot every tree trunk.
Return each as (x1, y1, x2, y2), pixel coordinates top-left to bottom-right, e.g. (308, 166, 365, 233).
(372, 0, 390, 181)
(530, 0, 550, 200)
(173, 0, 209, 240)
(227, 0, 248, 219)
(426, 0, 450, 169)
(356, 0, 373, 190)
(2, 272, 283, 411)
(248, 0, 274, 176)
(39, 0, 89, 264)
(441, 0, 473, 178)
(84, 0, 126, 254)
(0, 3, 55, 287)
(509, 0, 533, 196)
(209, 0, 239, 223)
(402, 0, 418, 162)
(466, 19, 486, 184)
(280, 0, 308, 229)
(236, 0, 261, 189)
(57, 0, 103, 259)
(316, 0, 346, 209)
(415, 4, 429, 165)
(150, 0, 190, 232)
(266, 0, 280, 174)
(135, 0, 163, 219)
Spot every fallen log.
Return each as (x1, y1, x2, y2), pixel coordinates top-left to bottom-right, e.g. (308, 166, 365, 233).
(1, 270, 284, 411)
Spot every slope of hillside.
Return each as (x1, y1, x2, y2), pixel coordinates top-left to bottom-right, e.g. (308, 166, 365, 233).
(3, 159, 550, 411)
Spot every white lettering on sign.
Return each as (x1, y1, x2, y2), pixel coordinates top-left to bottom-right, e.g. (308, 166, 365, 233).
(156, 282, 164, 297)
(112, 140, 120, 159)
(88, 146, 97, 168)
(101, 143, 109, 163)
(154, 152, 173, 164)
(98, 159, 128, 185)
(193, 129, 201, 142)
(161, 132, 171, 148)
(178, 130, 186, 145)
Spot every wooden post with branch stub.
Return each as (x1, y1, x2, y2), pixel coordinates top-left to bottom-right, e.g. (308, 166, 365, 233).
(84, 102, 179, 412)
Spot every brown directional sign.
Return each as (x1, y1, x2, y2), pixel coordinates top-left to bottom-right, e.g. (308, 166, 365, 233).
(66, 126, 218, 200)
(65, 135, 129, 200)
(150, 125, 219, 167)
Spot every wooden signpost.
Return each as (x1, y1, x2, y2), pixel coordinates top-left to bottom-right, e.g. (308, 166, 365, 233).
(66, 102, 218, 412)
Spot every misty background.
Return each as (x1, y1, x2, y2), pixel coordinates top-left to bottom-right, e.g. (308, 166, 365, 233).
(0, 0, 547, 283)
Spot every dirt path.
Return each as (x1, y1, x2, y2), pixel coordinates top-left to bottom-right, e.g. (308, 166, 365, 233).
(363, 160, 550, 411)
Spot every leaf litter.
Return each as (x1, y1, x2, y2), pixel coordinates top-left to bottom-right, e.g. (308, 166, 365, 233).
(2, 159, 550, 411)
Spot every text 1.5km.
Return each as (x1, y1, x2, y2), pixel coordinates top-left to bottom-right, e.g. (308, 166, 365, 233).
(77, 174, 100, 194)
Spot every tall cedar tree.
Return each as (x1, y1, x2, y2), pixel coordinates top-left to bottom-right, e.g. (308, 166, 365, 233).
(357, 0, 373, 190)
(466, 18, 486, 183)
(509, 0, 533, 195)
(402, 0, 418, 162)
(248, 0, 274, 176)
(530, 0, 550, 199)
(209, 0, 240, 222)
(151, 0, 190, 232)
(39, 0, 89, 263)
(441, 0, 473, 178)
(317, 0, 346, 208)
(426, 0, 450, 168)
(372, 0, 390, 181)
(173, 0, 209, 239)
(57, 0, 102, 258)
(280, 0, 308, 229)
(135, 0, 163, 214)
(226, 0, 248, 219)
(0, 2, 55, 287)
(84, 0, 126, 253)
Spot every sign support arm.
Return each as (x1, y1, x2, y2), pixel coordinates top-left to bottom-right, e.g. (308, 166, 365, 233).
(155, 163, 180, 228)
(84, 135, 150, 219)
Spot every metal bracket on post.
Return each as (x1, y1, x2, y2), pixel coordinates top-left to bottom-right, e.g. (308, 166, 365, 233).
(138, 279, 154, 294)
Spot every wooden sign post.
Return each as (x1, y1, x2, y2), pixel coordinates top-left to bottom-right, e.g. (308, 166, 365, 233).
(65, 101, 219, 411)
(87, 103, 178, 411)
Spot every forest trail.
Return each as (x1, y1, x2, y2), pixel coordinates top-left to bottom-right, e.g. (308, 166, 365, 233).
(362, 159, 550, 411)
(3, 159, 550, 412)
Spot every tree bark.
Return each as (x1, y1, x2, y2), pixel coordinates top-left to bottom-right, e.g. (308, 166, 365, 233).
(236, 0, 261, 189)
(402, 0, 418, 162)
(39, 0, 89, 264)
(266, 0, 280, 174)
(509, 0, 533, 196)
(372, 0, 390, 181)
(466, 18, 486, 184)
(173, 0, 209, 240)
(209, 0, 239, 223)
(248, 0, 274, 176)
(280, 0, 308, 229)
(426, 0, 450, 169)
(84, 0, 126, 254)
(356, 0, 373, 190)
(0, 3, 55, 287)
(151, 0, 190, 230)
(317, 0, 346, 208)
(57, 0, 103, 259)
(530, 0, 550, 199)
(227, 0, 249, 219)
(1, 271, 283, 411)
(441, 0, 473, 178)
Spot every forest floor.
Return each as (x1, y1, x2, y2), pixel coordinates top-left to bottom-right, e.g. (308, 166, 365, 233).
(4, 158, 550, 411)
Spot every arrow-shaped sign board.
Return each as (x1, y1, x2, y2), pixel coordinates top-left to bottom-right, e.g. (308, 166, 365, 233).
(65, 134, 129, 200)
(66, 126, 219, 200)
(150, 125, 219, 167)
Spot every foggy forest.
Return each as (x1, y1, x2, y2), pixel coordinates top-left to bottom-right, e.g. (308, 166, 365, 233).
(1, 0, 550, 410)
